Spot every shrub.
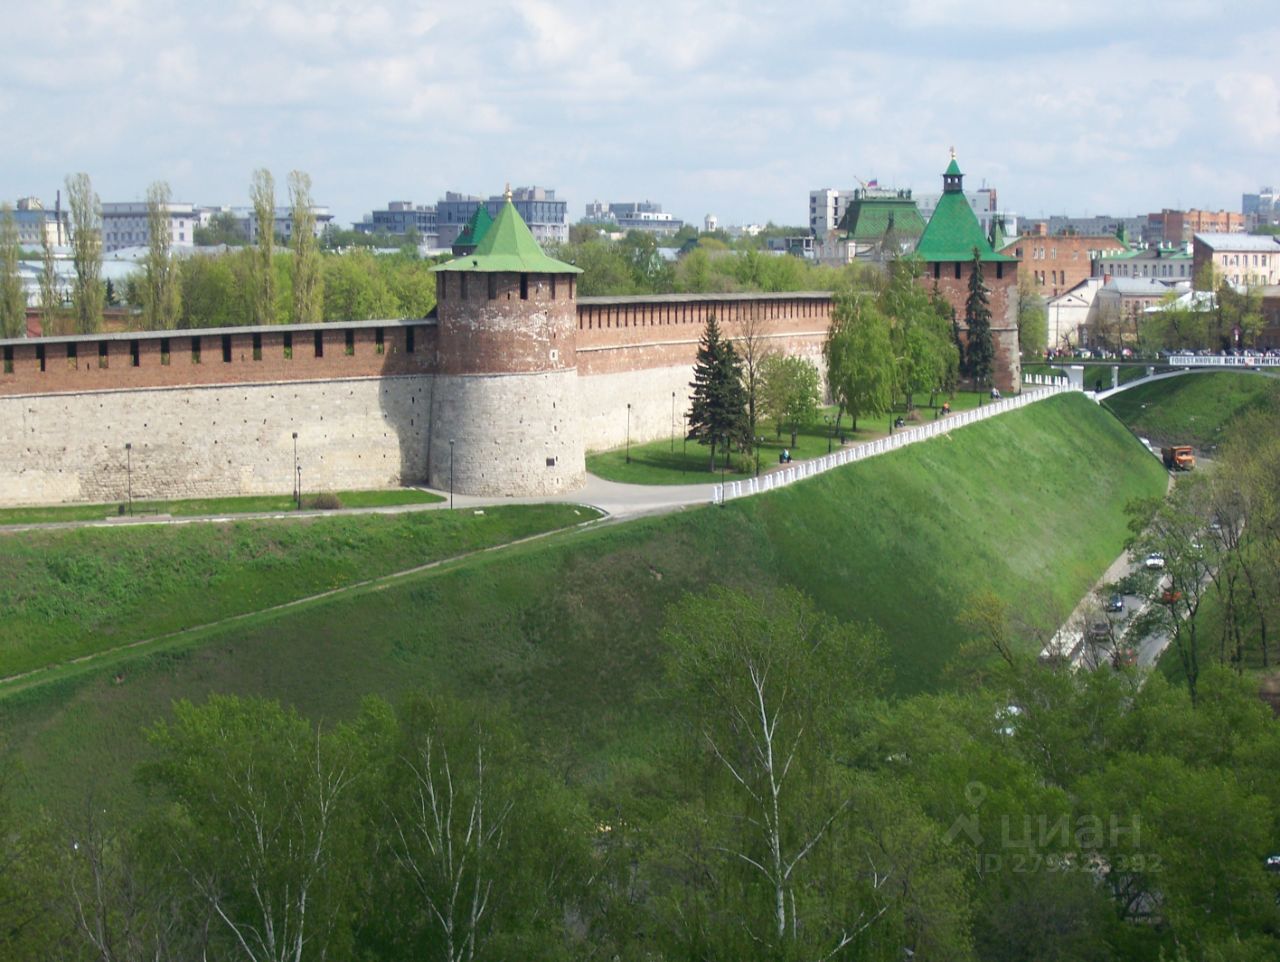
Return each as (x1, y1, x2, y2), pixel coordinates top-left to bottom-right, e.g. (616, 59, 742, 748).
(307, 492, 343, 511)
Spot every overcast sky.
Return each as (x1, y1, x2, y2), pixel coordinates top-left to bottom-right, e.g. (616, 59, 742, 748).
(5, 0, 1278, 230)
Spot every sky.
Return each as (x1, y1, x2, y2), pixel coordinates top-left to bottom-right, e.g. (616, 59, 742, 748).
(4, 0, 1278, 230)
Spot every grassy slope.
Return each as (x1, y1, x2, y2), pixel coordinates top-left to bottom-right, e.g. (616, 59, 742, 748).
(1102, 370, 1279, 449)
(0, 504, 595, 678)
(1, 394, 1166, 812)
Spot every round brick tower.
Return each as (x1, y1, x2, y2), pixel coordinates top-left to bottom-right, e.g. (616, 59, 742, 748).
(428, 190, 584, 496)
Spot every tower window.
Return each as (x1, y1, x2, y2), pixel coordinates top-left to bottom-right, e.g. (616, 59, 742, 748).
(551, 275, 557, 300)
(933, 262, 940, 280)
(520, 273, 529, 300)
(954, 263, 961, 280)
(460, 273, 468, 299)
(375, 327, 385, 355)
(130, 340, 140, 367)
(344, 329, 354, 356)
(36, 344, 45, 372)
(252, 333, 262, 361)
(191, 338, 200, 364)
(996, 263, 1004, 280)
(3, 346, 12, 374)
(487, 274, 497, 300)
(98, 341, 108, 369)
(160, 338, 170, 366)
(314, 331, 324, 358)
(283, 332, 293, 360)
(222, 335, 232, 363)
(406, 327, 415, 353)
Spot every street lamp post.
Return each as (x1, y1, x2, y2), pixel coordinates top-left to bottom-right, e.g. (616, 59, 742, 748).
(625, 403, 632, 463)
(670, 392, 675, 453)
(296, 465, 302, 510)
(125, 442, 132, 516)
(292, 432, 299, 509)
(824, 415, 833, 453)
(449, 439, 455, 510)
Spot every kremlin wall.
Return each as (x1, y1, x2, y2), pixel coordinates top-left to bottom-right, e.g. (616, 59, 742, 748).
(0, 162, 1018, 505)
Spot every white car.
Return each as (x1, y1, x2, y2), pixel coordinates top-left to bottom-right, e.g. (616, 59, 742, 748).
(1144, 553, 1165, 570)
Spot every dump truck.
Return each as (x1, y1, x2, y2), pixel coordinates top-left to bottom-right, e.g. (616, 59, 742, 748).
(1161, 445, 1195, 471)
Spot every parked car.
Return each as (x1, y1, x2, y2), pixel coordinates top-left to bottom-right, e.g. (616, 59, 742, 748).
(1107, 593, 1125, 612)
(1088, 622, 1111, 641)
(1144, 553, 1165, 570)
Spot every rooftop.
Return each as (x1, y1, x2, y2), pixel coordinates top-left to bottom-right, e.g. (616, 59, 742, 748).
(915, 155, 1016, 263)
(1193, 233, 1280, 252)
(433, 192, 580, 275)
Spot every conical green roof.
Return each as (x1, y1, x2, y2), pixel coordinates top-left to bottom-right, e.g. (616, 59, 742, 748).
(454, 204, 493, 249)
(945, 157, 962, 176)
(917, 195, 1016, 264)
(434, 198, 581, 274)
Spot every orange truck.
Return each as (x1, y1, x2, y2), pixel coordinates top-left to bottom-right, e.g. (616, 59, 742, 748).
(1161, 445, 1195, 471)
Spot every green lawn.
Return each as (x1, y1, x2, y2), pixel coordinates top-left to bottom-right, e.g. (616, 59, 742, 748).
(1102, 370, 1279, 449)
(588, 390, 993, 485)
(0, 488, 443, 526)
(0, 503, 597, 680)
(0, 393, 1167, 815)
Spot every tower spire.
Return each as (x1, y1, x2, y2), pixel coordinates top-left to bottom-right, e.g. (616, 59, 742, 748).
(504, 182, 512, 203)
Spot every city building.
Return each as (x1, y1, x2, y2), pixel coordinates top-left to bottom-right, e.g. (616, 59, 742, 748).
(437, 186, 567, 248)
(808, 188, 854, 236)
(353, 201, 439, 241)
(1243, 187, 1279, 229)
(1021, 214, 1147, 242)
(101, 200, 198, 253)
(237, 205, 333, 245)
(1094, 277, 1171, 333)
(1093, 243, 1193, 285)
(1192, 233, 1280, 288)
(582, 200, 683, 235)
(815, 187, 926, 265)
(1045, 278, 1105, 351)
(999, 233, 1126, 299)
(6, 197, 67, 248)
(1147, 208, 1244, 245)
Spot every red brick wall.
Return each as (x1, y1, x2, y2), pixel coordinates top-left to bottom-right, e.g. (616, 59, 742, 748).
(1000, 234, 1125, 299)
(435, 271, 576, 376)
(920, 261, 1022, 392)
(0, 324, 438, 397)
(574, 295, 832, 376)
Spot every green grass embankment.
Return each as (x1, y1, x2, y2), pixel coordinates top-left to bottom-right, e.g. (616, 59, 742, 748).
(0, 393, 1167, 813)
(1102, 370, 1279, 449)
(0, 504, 596, 679)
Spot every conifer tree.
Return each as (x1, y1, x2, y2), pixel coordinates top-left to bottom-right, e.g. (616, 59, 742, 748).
(687, 314, 748, 471)
(964, 247, 994, 386)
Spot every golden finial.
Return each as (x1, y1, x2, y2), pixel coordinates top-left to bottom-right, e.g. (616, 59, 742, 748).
(504, 182, 512, 202)
(949, 145, 956, 160)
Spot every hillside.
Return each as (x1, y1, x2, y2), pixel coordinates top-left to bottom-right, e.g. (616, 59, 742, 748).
(1102, 369, 1279, 449)
(0, 393, 1167, 812)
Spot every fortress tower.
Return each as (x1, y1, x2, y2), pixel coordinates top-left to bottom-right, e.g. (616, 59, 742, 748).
(429, 190, 585, 496)
(915, 151, 1021, 392)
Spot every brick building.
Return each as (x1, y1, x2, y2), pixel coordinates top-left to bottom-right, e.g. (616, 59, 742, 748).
(914, 153, 1020, 392)
(999, 233, 1126, 299)
(1192, 233, 1280, 288)
(1148, 208, 1245, 245)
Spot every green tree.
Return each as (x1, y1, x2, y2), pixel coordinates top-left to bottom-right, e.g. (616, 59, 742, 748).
(140, 695, 364, 962)
(758, 353, 821, 447)
(250, 169, 276, 325)
(322, 250, 399, 321)
(1015, 269, 1047, 358)
(179, 251, 253, 328)
(686, 314, 748, 470)
(193, 210, 247, 247)
(963, 247, 994, 385)
(657, 587, 893, 960)
(38, 228, 61, 332)
(0, 204, 25, 338)
(289, 170, 323, 324)
(66, 172, 104, 334)
(826, 293, 894, 431)
(141, 180, 182, 330)
(883, 256, 958, 410)
(359, 695, 590, 962)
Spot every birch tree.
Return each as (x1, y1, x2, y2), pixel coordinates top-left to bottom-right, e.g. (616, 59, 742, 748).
(289, 171, 323, 324)
(660, 586, 891, 960)
(141, 181, 181, 330)
(140, 696, 361, 962)
(0, 204, 25, 338)
(250, 169, 276, 325)
(66, 172, 104, 333)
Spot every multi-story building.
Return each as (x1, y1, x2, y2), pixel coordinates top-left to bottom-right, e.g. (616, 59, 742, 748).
(231, 205, 334, 245)
(1243, 187, 1279, 229)
(1147, 208, 1245, 245)
(101, 200, 199, 252)
(1094, 277, 1174, 335)
(815, 187, 926, 265)
(353, 201, 439, 241)
(1021, 214, 1147, 242)
(437, 187, 568, 248)
(1094, 243, 1194, 285)
(1045, 277, 1105, 351)
(1000, 233, 1126, 299)
(1192, 233, 1280, 288)
(7, 197, 67, 248)
(583, 200, 683, 235)
(808, 188, 854, 236)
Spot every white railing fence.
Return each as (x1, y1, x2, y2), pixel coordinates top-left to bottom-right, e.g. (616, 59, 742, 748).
(711, 381, 1077, 505)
